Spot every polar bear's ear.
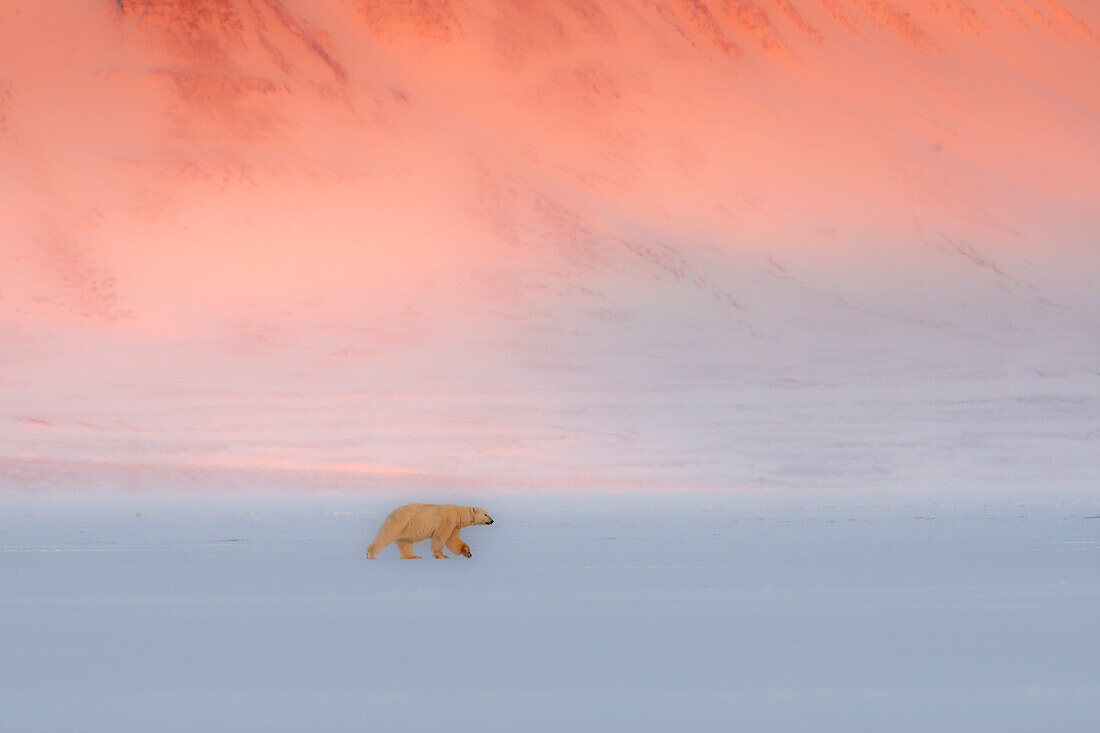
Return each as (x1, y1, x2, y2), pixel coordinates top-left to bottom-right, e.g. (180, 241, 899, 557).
(469, 507, 475, 524)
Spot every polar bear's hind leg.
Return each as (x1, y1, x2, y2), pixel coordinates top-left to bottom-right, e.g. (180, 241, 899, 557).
(395, 539, 421, 559)
(366, 514, 403, 559)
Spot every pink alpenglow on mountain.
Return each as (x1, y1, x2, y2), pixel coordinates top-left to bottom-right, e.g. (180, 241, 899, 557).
(1, 0, 1097, 493)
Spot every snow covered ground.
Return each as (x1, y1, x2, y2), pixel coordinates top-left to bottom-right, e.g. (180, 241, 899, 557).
(3, 492, 1098, 732)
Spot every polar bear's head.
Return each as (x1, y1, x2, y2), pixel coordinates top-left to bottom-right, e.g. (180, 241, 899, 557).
(471, 507, 494, 525)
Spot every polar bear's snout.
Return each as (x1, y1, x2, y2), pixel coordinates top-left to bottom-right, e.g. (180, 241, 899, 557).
(471, 507, 494, 525)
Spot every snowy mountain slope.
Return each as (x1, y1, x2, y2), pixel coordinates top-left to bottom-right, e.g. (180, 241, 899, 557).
(1, 0, 1097, 492)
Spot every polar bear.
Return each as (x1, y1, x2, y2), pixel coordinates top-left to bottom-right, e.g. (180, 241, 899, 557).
(366, 503, 494, 559)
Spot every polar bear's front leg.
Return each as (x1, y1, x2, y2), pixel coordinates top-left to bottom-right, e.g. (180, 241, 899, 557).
(431, 524, 455, 558)
(395, 540, 421, 559)
(445, 527, 472, 558)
